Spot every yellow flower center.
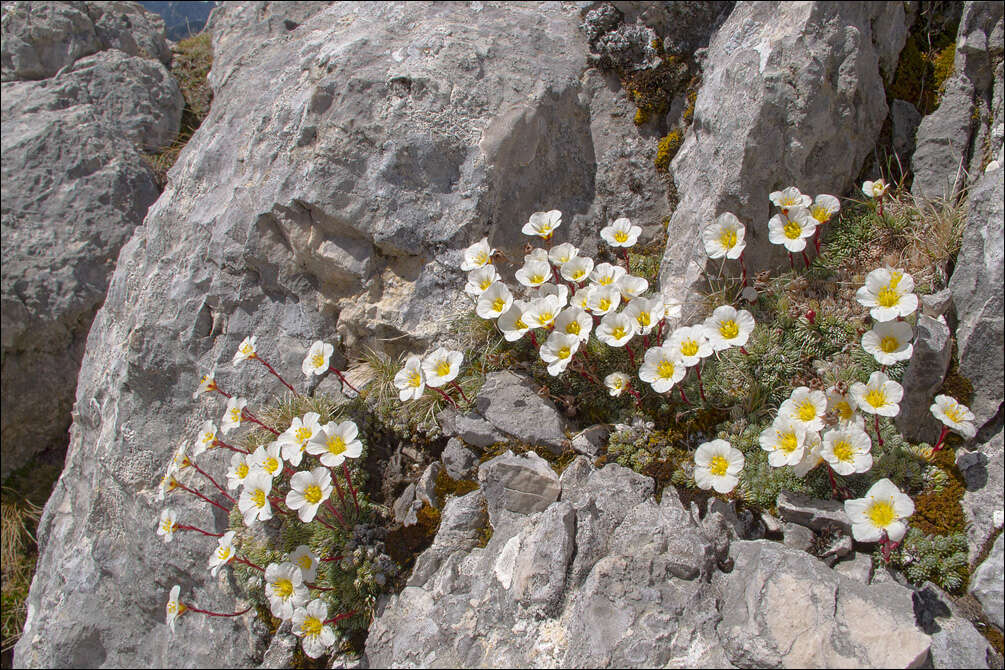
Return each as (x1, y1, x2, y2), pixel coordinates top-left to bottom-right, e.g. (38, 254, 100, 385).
(614, 230, 629, 243)
(297, 556, 313, 571)
(865, 500, 895, 528)
(514, 317, 528, 330)
(835, 400, 853, 421)
(709, 455, 730, 477)
(864, 389, 887, 409)
(637, 312, 651, 328)
(944, 405, 963, 423)
(479, 278, 493, 290)
(657, 360, 676, 379)
(538, 223, 552, 235)
(797, 401, 817, 422)
(681, 339, 699, 357)
(302, 616, 323, 639)
(274, 578, 294, 599)
(201, 432, 215, 446)
(327, 436, 346, 456)
(889, 271, 903, 288)
(779, 432, 799, 453)
(571, 269, 585, 280)
(611, 378, 624, 390)
(229, 408, 242, 422)
(566, 321, 581, 336)
(217, 545, 232, 561)
(599, 276, 613, 286)
(251, 489, 266, 508)
(264, 457, 279, 474)
(832, 439, 854, 462)
(782, 195, 799, 207)
(311, 352, 325, 368)
(611, 326, 627, 340)
(409, 372, 422, 388)
(783, 220, 803, 239)
(529, 273, 545, 285)
(492, 297, 506, 312)
(538, 311, 554, 325)
(719, 229, 737, 249)
(557, 346, 571, 360)
(236, 463, 249, 478)
(718, 320, 739, 339)
(436, 361, 451, 377)
(877, 286, 900, 308)
(304, 485, 323, 504)
(475, 251, 488, 265)
(295, 427, 312, 444)
(598, 298, 611, 311)
(810, 206, 830, 223)
(879, 336, 900, 353)
(161, 519, 174, 533)
(240, 343, 254, 356)
(872, 183, 885, 197)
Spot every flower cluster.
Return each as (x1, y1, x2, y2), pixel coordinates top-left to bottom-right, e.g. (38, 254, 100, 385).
(767, 186, 840, 264)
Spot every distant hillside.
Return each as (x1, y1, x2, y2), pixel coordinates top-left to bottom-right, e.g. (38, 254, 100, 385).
(139, 1, 215, 40)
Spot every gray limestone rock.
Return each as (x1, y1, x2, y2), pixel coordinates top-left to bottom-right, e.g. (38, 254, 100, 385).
(957, 425, 1005, 561)
(509, 501, 575, 616)
(438, 409, 506, 450)
(441, 438, 478, 481)
(912, 73, 977, 200)
(833, 552, 873, 584)
(392, 483, 421, 527)
(895, 314, 953, 443)
(970, 534, 1005, 631)
(782, 522, 816, 553)
(570, 424, 610, 457)
(776, 490, 852, 535)
(258, 621, 298, 669)
(408, 490, 487, 588)
(415, 462, 443, 509)
(475, 372, 571, 453)
(478, 450, 561, 533)
(659, 2, 906, 323)
(914, 582, 996, 669)
(922, 287, 954, 319)
(891, 98, 923, 163)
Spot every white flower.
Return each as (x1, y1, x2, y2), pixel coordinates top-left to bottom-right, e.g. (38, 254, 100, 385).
(536, 282, 569, 308)
(616, 274, 649, 300)
(539, 331, 580, 376)
(826, 386, 858, 423)
(194, 420, 217, 456)
(600, 216, 642, 248)
(769, 186, 812, 210)
(238, 471, 274, 526)
(590, 262, 627, 288)
(930, 395, 976, 439)
(264, 562, 309, 621)
(638, 345, 686, 393)
(193, 371, 218, 399)
(821, 423, 873, 475)
(289, 545, 319, 582)
(422, 348, 463, 388)
(666, 325, 712, 367)
(596, 311, 636, 347)
(278, 412, 323, 466)
(522, 210, 562, 239)
(855, 267, 918, 321)
(232, 336, 257, 366)
(498, 302, 532, 342)
(302, 341, 334, 376)
(226, 452, 252, 490)
(844, 478, 914, 543)
(515, 259, 552, 288)
(549, 242, 579, 266)
(703, 305, 755, 351)
(792, 431, 824, 477)
(158, 461, 179, 501)
(862, 320, 914, 365)
(208, 531, 237, 577)
(554, 307, 592, 343)
(394, 355, 425, 401)
(286, 467, 333, 523)
(221, 396, 247, 435)
(460, 237, 495, 271)
(768, 208, 816, 252)
(586, 285, 621, 316)
(694, 440, 744, 493)
(524, 247, 550, 264)
(605, 372, 631, 397)
(292, 598, 336, 659)
(861, 179, 890, 199)
(560, 256, 595, 284)
(779, 386, 828, 432)
(985, 160, 1001, 173)
(759, 416, 807, 467)
(663, 297, 682, 320)
(524, 295, 563, 330)
(701, 212, 746, 260)
(166, 585, 184, 632)
(622, 297, 663, 336)
(250, 442, 284, 479)
(808, 194, 840, 225)
(171, 441, 191, 472)
(850, 371, 903, 417)
(475, 281, 513, 320)
(464, 265, 502, 296)
(307, 420, 363, 468)
(157, 508, 178, 543)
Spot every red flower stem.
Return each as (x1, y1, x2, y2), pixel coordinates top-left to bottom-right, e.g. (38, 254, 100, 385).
(321, 554, 343, 563)
(621, 248, 631, 269)
(529, 330, 538, 349)
(241, 409, 280, 436)
(176, 524, 223, 538)
(552, 266, 562, 284)
(626, 343, 636, 369)
(268, 497, 294, 515)
(184, 604, 254, 618)
(695, 365, 707, 402)
(431, 386, 458, 409)
(342, 463, 360, 515)
(313, 514, 341, 532)
(643, 334, 650, 349)
(656, 319, 666, 346)
(235, 557, 264, 572)
(328, 367, 360, 395)
(174, 481, 230, 513)
(324, 499, 349, 530)
(740, 347, 750, 356)
(813, 229, 821, 254)
(932, 425, 949, 452)
(330, 468, 348, 509)
(324, 610, 358, 626)
(212, 386, 233, 400)
(740, 253, 748, 287)
(878, 197, 884, 217)
(306, 583, 339, 592)
(802, 250, 811, 268)
(450, 380, 471, 404)
(826, 466, 841, 498)
(678, 386, 691, 406)
(253, 355, 296, 394)
(213, 439, 249, 454)
(788, 253, 795, 271)
(187, 460, 236, 503)
(873, 414, 884, 447)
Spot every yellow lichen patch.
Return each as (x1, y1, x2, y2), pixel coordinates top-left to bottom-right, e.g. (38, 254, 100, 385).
(654, 128, 683, 172)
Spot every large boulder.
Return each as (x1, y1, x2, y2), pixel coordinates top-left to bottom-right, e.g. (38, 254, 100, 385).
(14, 2, 676, 665)
(1, 3, 182, 479)
(659, 2, 906, 322)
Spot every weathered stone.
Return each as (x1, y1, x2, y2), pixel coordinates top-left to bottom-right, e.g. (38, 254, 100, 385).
(415, 461, 443, 509)
(659, 2, 906, 322)
(441, 438, 478, 481)
(895, 314, 953, 443)
(478, 450, 560, 532)
(392, 483, 420, 527)
(717, 540, 931, 668)
(703, 497, 764, 562)
(776, 491, 852, 535)
(760, 512, 783, 536)
(409, 490, 487, 588)
(258, 621, 298, 669)
(957, 425, 1005, 561)
(557, 454, 594, 501)
(970, 534, 1005, 631)
(914, 582, 995, 669)
(833, 552, 873, 584)
(818, 533, 852, 564)
(782, 522, 815, 553)
(510, 501, 575, 616)
(921, 287, 954, 319)
(890, 98, 922, 163)
(438, 408, 507, 450)
(949, 157, 1005, 431)
(912, 74, 976, 200)
(570, 424, 610, 457)
(475, 372, 571, 453)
